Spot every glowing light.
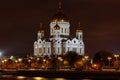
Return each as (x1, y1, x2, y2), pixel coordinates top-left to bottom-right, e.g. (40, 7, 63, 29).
(18, 58, 22, 62)
(84, 55, 89, 60)
(63, 60, 69, 65)
(43, 59, 46, 62)
(37, 58, 40, 60)
(54, 78, 67, 80)
(10, 56, 14, 59)
(4, 59, 7, 62)
(33, 77, 46, 80)
(57, 57, 63, 61)
(114, 54, 119, 58)
(17, 76, 26, 79)
(28, 59, 31, 62)
(15, 60, 18, 63)
(107, 56, 112, 60)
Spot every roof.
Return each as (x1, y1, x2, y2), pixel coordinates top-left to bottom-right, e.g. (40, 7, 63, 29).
(51, 11, 69, 22)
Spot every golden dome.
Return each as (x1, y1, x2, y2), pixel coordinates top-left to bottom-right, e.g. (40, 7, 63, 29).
(76, 29, 82, 32)
(54, 23, 60, 30)
(51, 11, 69, 22)
(38, 22, 44, 33)
(76, 22, 82, 32)
(38, 30, 44, 33)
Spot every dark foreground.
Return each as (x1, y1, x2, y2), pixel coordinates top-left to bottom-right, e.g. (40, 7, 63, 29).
(1, 70, 120, 79)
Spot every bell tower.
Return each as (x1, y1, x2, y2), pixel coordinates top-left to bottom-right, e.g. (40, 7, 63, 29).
(37, 22, 44, 39)
(76, 22, 83, 41)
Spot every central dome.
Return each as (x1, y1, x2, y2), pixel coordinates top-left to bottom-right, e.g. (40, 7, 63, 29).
(51, 11, 69, 22)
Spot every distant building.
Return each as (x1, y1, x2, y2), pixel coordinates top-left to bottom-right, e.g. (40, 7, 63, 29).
(34, 2, 85, 57)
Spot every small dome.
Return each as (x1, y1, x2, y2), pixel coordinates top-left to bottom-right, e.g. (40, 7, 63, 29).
(76, 30, 82, 32)
(38, 30, 44, 33)
(76, 22, 82, 32)
(51, 11, 69, 22)
(38, 22, 44, 33)
(54, 23, 60, 30)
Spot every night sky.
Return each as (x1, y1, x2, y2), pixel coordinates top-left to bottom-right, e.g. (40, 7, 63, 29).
(0, 0, 120, 57)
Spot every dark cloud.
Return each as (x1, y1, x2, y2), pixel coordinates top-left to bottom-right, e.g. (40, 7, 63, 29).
(0, 0, 120, 57)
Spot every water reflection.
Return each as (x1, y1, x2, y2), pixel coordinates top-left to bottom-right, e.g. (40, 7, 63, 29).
(0, 75, 92, 80)
(17, 76, 27, 79)
(54, 78, 67, 80)
(0, 75, 119, 80)
(33, 77, 47, 80)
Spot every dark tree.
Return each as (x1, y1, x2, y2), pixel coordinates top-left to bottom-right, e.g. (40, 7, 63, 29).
(64, 51, 79, 68)
(93, 50, 113, 66)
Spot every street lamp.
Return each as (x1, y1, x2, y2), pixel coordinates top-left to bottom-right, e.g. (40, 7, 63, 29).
(114, 54, 119, 61)
(84, 55, 89, 70)
(18, 58, 22, 69)
(57, 57, 63, 62)
(84, 56, 89, 60)
(107, 56, 112, 66)
(57, 57, 63, 69)
(18, 58, 22, 62)
(43, 59, 46, 63)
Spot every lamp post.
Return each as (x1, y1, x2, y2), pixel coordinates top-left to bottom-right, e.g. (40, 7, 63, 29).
(82, 58, 85, 70)
(18, 58, 22, 69)
(84, 55, 89, 70)
(114, 54, 119, 61)
(84, 56, 89, 60)
(107, 57, 112, 66)
(57, 57, 63, 69)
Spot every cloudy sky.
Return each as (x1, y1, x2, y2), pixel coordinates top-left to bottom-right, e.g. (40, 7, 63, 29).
(0, 0, 120, 57)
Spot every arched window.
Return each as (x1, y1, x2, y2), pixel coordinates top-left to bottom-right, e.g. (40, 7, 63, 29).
(80, 48, 81, 54)
(74, 41, 76, 43)
(48, 48, 50, 53)
(58, 48, 60, 53)
(51, 28, 53, 33)
(43, 47, 45, 53)
(68, 47, 70, 51)
(62, 28, 63, 33)
(65, 28, 66, 33)
(39, 48, 42, 53)
(80, 35, 82, 40)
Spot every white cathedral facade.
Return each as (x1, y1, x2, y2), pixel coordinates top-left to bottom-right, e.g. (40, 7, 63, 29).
(34, 3, 85, 57)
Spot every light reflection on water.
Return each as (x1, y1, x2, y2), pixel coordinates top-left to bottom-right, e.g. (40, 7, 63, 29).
(1, 75, 119, 80)
(16, 77, 92, 80)
(4, 75, 117, 80)
(1, 76, 118, 80)
(0, 75, 92, 80)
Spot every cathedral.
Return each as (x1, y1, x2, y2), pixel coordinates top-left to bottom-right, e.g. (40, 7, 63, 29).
(34, 2, 85, 57)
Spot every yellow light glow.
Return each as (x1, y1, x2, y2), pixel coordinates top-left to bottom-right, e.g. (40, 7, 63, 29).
(84, 56, 89, 60)
(107, 56, 112, 60)
(17, 76, 26, 79)
(33, 77, 46, 80)
(28, 59, 31, 62)
(54, 78, 67, 80)
(18, 58, 22, 62)
(4, 59, 7, 62)
(2, 60, 4, 63)
(37, 58, 40, 60)
(76, 30, 82, 32)
(38, 30, 44, 33)
(15, 60, 18, 63)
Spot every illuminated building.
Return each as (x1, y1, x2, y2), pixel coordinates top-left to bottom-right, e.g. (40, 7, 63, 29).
(34, 2, 84, 57)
